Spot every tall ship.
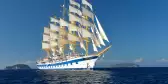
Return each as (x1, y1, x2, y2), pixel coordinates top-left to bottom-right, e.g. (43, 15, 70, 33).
(36, 0, 112, 70)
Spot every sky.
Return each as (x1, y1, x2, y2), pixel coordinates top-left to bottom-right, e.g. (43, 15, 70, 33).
(0, 0, 168, 69)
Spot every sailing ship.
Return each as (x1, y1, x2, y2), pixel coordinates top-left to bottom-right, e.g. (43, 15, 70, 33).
(36, 0, 112, 70)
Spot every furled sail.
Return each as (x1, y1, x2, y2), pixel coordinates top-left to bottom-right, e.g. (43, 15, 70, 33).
(50, 17, 59, 23)
(69, 5, 82, 16)
(95, 15, 109, 42)
(69, 0, 80, 8)
(60, 18, 69, 27)
(82, 7, 94, 21)
(82, 0, 93, 11)
(50, 23, 59, 32)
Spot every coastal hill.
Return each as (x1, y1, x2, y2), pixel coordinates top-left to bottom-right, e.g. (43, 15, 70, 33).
(95, 63, 139, 69)
(110, 63, 139, 68)
(5, 64, 31, 70)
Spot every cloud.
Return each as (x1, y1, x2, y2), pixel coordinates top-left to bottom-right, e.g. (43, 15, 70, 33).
(134, 58, 144, 63)
(156, 58, 168, 62)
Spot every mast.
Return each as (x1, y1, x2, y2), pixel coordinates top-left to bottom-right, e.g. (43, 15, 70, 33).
(63, 0, 66, 19)
(41, 0, 110, 59)
(69, 0, 83, 53)
(68, 0, 96, 55)
(49, 22, 59, 56)
(82, 0, 94, 55)
(61, 0, 67, 56)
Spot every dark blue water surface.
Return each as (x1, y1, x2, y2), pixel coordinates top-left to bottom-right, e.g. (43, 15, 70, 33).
(0, 68, 168, 84)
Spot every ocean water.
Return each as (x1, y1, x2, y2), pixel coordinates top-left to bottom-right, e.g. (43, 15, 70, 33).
(0, 68, 168, 84)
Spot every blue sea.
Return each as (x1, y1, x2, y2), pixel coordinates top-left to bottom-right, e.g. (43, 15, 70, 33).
(0, 68, 168, 84)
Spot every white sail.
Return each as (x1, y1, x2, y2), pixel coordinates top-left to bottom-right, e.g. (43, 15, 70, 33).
(77, 31, 86, 51)
(69, 24, 78, 31)
(50, 17, 59, 23)
(82, 0, 93, 11)
(90, 27, 101, 48)
(58, 39, 68, 45)
(91, 39, 98, 52)
(59, 47, 63, 53)
(69, 5, 82, 16)
(95, 15, 109, 42)
(50, 32, 58, 40)
(51, 48, 56, 56)
(68, 33, 80, 41)
(42, 42, 50, 49)
(44, 27, 50, 34)
(80, 28, 92, 38)
(94, 25, 105, 46)
(69, 44, 73, 50)
(82, 7, 94, 21)
(50, 41, 58, 47)
(43, 34, 50, 42)
(69, 13, 82, 24)
(69, 0, 80, 8)
(50, 23, 59, 32)
(51, 48, 56, 52)
(60, 18, 69, 27)
(82, 18, 93, 27)
(95, 38, 101, 48)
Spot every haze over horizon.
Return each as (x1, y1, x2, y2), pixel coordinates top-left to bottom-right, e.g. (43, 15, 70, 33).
(0, 0, 168, 69)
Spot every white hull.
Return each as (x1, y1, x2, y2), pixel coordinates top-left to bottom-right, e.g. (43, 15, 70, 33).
(36, 55, 100, 70)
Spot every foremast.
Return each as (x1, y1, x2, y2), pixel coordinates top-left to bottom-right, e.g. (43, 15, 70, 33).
(42, 0, 110, 59)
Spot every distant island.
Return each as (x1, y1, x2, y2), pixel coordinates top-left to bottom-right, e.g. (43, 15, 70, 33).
(95, 63, 139, 69)
(5, 64, 31, 70)
(110, 63, 139, 68)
